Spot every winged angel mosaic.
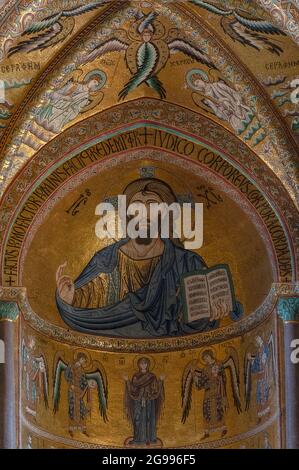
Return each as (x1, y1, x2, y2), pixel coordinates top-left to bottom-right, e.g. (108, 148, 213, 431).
(181, 348, 242, 439)
(77, 11, 218, 100)
(22, 338, 49, 418)
(53, 352, 108, 437)
(190, 0, 286, 55)
(3, 1, 112, 57)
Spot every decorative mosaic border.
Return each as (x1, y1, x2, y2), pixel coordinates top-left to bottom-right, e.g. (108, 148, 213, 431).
(0, 283, 298, 351)
(16, 288, 279, 352)
(21, 409, 280, 449)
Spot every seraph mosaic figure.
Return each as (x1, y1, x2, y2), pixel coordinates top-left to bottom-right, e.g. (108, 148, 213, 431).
(244, 333, 277, 424)
(77, 11, 218, 100)
(4, 1, 111, 57)
(53, 352, 108, 437)
(181, 348, 242, 439)
(190, 1, 286, 55)
(21, 338, 49, 418)
(124, 357, 164, 447)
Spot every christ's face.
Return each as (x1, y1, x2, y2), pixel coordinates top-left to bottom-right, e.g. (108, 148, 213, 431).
(128, 190, 163, 244)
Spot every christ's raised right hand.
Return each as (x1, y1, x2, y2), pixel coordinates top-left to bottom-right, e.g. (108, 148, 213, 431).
(56, 262, 75, 304)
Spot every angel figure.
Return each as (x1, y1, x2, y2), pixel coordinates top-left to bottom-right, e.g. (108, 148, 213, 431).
(124, 357, 164, 447)
(77, 11, 217, 100)
(21, 337, 49, 418)
(53, 352, 108, 437)
(186, 69, 254, 134)
(181, 348, 242, 440)
(4, 1, 111, 57)
(35, 69, 106, 133)
(190, 1, 286, 55)
(244, 333, 277, 424)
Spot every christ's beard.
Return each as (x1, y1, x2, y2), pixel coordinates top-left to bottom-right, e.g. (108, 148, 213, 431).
(135, 236, 153, 245)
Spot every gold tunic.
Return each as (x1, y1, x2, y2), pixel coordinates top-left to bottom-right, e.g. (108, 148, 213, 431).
(72, 249, 161, 309)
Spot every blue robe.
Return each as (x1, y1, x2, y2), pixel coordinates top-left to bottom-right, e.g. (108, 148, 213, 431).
(56, 238, 243, 338)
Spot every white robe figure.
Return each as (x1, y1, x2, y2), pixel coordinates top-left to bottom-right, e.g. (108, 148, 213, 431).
(193, 79, 253, 133)
(36, 81, 92, 133)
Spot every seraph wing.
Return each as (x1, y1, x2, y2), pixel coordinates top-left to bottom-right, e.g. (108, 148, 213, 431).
(119, 42, 159, 100)
(221, 16, 284, 55)
(23, 1, 109, 33)
(7, 1, 110, 57)
(86, 368, 108, 423)
(77, 38, 128, 65)
(21, 12, 63, 34)
(244, 348, 253, 411)
(190, 0, 232, 16)
(7, 21, 64, 56)
(35, 355, 49, 409)
(146, 76, 166, 99)
(223, 355, 242, 413)
(53, 358, 68, 414)
(167, 39, 218, 70)
(233, 11, 286, 36)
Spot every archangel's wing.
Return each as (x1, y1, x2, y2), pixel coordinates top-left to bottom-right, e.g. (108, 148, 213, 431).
(181, 362, 194, 424)
(77, 38, 128, 65)
(268, 332, 277, 387)
(53, 358, 68, 414)
(168, 39, 218, 70)
(21, 339, 27, 364)
(35, 355, 49, 409)
(86, 368, 108, 423)
(223, 355, 242, 413)
(6, 1, 111, 56)
(244, 349, 253, 411)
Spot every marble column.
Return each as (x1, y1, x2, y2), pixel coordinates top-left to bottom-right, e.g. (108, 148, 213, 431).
(0, 301, 19, 449)
(277, 297, 299, 449)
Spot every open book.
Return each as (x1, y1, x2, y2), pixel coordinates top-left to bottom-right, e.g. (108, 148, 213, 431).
(181, 264, 236, 323)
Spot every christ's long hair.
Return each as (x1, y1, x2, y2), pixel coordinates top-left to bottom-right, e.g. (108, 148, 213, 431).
(123, 178, 183, 247)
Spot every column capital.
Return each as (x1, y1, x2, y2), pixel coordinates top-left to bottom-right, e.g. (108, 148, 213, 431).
(277, 297, 299, 322)
(0, 301, 19, 322)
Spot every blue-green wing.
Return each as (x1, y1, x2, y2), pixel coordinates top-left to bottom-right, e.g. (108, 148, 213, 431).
(119, 42, 159, 100)
(53, 358, 68, 414)
(190, 0, 232, 16)
(168, 39, 218, 70)
(146, 76, 166, 99)
(21, 339, 27, 364)
(86, 369, 108, 423)
(233, 11, 285, 36)
(24, 1, 109, 34)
